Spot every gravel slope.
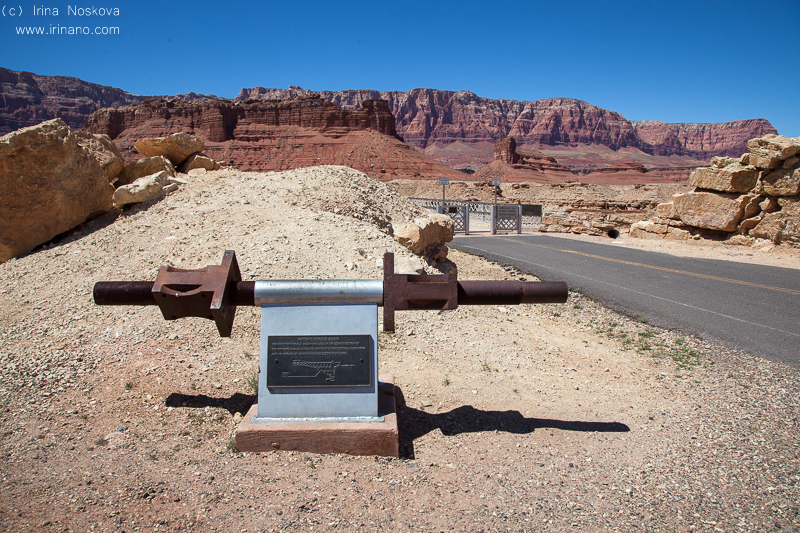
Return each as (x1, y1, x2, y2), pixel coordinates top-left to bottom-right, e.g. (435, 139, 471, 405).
(0, 166, 798, 532)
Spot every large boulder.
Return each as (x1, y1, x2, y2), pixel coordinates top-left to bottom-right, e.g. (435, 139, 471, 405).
(760, 163, 800, 197)
(750, 197, 800, 245)
(673, 191, 749, 232)
(112, 171, 171, 208)
(117, 156, 176, 186)
(747, 134, 800, 170)
(178, 153, 221, 173)
(689, 161, 758, 193)
(394, 213, 455, 258)
(0, 119, 114, 263)
(134, 133, 205, 166)
(74, 131, 124, 181)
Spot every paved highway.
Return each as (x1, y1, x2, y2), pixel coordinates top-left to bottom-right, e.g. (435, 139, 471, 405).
(451, 235, 800, 367)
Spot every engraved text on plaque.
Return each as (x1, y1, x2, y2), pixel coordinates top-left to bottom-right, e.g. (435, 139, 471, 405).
(267, 335, 372, 389)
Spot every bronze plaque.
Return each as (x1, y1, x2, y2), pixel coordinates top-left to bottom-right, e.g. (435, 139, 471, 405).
(267, 335, 372, 389)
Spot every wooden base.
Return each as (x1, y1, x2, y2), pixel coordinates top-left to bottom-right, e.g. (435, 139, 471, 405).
(235, 376, 399, 457)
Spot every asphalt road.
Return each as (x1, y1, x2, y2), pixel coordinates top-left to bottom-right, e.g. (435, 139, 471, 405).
(451, 235, 800, 367)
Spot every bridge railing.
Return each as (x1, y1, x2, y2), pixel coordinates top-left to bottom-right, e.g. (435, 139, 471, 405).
(408, 198, 543, 228)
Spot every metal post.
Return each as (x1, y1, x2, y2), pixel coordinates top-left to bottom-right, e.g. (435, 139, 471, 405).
(517, 205, 522, 234)
(442, 183, 445, 205)
(491, 178, 500, 207)
(490, 205, 497, 235)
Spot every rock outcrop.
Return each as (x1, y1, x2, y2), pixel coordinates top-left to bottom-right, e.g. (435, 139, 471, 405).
(0, 119, 114, 262)
(0, 68, 780, 177)
(83, 96, 465, 182)
(178, 153, 222, 173)
(631, 134, 800, 246)
(539, 207, 648, 237)
(473, 137, 576, 183)
(630, 120, 777, 158)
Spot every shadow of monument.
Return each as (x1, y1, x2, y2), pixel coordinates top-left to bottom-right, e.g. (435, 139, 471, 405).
(394, 388, 629, 460)
(165, 392, 256, 416)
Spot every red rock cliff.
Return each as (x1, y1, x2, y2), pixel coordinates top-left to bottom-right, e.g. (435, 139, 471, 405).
(236, 86, 778, 162)
(0, 67, 215, 134)
(631, 119, 777, 158)
(82, 95, 465, 181)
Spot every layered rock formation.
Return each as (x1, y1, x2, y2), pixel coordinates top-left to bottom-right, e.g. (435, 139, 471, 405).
(631, 120, 776, 158)
(473, 137, 575, 183)
(0, 119, 115, 262)
(539, 208, 649, 237)
(236, 86, 778, 165)
(631, 134, 800, 246)
(83, 96, 465, 181)
(0, 67, 218, 135)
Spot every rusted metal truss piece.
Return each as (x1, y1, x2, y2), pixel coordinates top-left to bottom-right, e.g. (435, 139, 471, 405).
(93, 251, 568, 335)
(151, 250, 242, 337)
(382, 252, 458, 332)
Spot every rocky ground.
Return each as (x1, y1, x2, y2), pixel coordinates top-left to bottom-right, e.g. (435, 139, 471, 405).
(1, 166, 798, 532)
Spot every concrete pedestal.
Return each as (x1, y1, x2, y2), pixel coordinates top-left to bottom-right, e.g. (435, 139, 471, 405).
(235, 376, 399, 457)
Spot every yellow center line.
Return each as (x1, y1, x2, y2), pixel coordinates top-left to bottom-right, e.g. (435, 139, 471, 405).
(499, 238, 800, 296)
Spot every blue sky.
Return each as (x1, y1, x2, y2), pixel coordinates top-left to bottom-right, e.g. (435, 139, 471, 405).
(2, 0, 798, 136)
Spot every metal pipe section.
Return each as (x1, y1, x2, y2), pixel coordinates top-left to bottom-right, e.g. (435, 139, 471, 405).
(94, 279, 566, 307)
(93, 281, 258, 306)
(458, 280, 567, 305)
(93, 281, 157, 306)
(254, 279, 384, 305)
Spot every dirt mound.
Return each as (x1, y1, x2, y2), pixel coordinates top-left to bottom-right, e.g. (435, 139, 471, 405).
(264, 165, 425, 233)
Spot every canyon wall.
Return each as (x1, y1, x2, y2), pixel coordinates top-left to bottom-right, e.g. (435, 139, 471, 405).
(82, 95, 465, 181)
(236, 86, 777, 162)
(631, 119, 775, 158)
(0, 67, 215, 134)
(0, 69, 779, 177)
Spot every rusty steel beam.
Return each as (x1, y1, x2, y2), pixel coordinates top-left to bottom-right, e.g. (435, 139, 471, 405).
(93, 251, 568, 335)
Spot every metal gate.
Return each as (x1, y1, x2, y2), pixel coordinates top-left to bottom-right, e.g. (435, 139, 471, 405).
(437, 204, 469, 234)
(492, 204, 521, 234)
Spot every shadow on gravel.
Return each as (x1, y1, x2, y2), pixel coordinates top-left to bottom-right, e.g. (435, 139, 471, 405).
(165, 392, 256, 416)
(395, 388, 629, 459)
